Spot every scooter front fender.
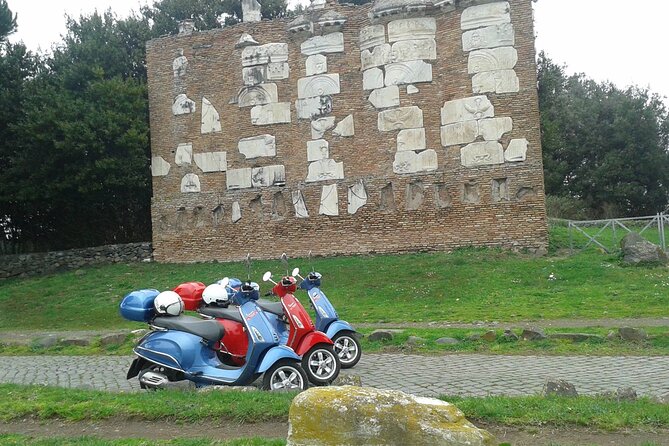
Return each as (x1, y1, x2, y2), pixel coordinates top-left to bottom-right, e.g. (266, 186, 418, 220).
(294, 330, 333, 356)
(324, 320, 356, 340)
(257, 345, 301, 373)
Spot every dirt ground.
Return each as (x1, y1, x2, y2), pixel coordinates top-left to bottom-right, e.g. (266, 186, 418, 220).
(2, 419, 669, 445)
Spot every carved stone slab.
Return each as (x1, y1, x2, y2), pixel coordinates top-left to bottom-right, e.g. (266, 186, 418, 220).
(363, 68, 384, 91)
(468, 47, 518, 74)
(296, 96, 333, 120)
(292, 191, 309, 218)
(236, 33, 259, 48)
(388, 18, 436, 43)
(175, 143, 193, 166)
(306, 55, 327, 76)
(252, 165, 286, 187)
(461, 142, 504, 167)
(237, 84, 279, 108)
(440, 121, 478, 146)
(226, 168, 253, 190)
(333, 114, 354, 137)
(194, 152, 227, 172)
(348, 180, 367, 214)
(232, 201, 242, 223)
(407, 85, 419, 94)
(441, 96, 494, 125)
(478, 117, 513, 140)
(242, 0, 261, 23)
(301, 33, 344, 56)
(238, 135, 276, 159)
(311, 117, 336, 139)
(307, 139, 329, 161)
(378, 106, 424, 132)
(242, 66, 266, 86)
(181, 173, 201, 193)
(384, 60, 433, 86)
(173, 53, 188, 78)
(472, 69, 520, 94)
(359, 25, 386, 51)
(461, 2, 511, 31)
(267, 62, 290, 80)
(172, 94, 196, 115)
(201, 97, 222, 134)
(462, 24, 515, 52)
(306, 159, 344, 182)
(361, 44, 391, 71)
(397, 128, 426, 151)
(391, 39, 437, 63)
(393, 149, 438, 174)
(319, 184, 339, 216)
(151, 156, 170, 176)
(251, 103, 291, 125)
(298, 74, 341, 99)
(242, 43, 289, 67)
(369, 85, 400, 109)
(505, 138, 528, 162)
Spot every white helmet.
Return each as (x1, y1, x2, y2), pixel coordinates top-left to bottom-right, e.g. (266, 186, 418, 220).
(202, 283, 229, 306)
(154, 290, 184, 316)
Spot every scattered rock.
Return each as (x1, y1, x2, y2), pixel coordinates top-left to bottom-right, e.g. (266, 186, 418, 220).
(74, 269, 86, 276)
(503, 329, 519, 341)
(100, 333, 128, 346)
(621, 233, 668, 265)
(436, 337, 460, 345)
(287, 386, 497, 446)
(548, 333, 604, 342)
(367, 330, 395, 342)
(405, 336, 426, 347)
(467, 334, 481, 341)
(33, 335, 58, 349)
(332, 375, 362, 387)
(606, 330, 618, 340)
(520, 328, 547, 341)
(615, 387, 637, 401)
(619, 327, 648, 342)
(481, 330, 497, 342)
(543, 379, 578, 397)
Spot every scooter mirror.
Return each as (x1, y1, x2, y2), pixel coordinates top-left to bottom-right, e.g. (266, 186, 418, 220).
(219, 277, 230, 287)
(262, 271, 272, 282)
(291, 267, 300, 277)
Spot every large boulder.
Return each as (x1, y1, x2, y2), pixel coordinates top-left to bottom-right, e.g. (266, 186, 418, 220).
(287, 386, 496, 446)
(620, 233, 668, 265)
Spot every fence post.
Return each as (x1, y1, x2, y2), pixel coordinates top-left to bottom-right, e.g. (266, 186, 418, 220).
(660, 212, 666, 251)
(611, 219, 617, 251)
(568, 220, 573, 254)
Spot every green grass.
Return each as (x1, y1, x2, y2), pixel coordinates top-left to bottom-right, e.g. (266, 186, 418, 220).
(0, 436, 284, 446)
(550, 220, 669, 254)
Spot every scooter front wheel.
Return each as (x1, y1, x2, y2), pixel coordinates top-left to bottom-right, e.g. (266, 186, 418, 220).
(332, 331, 362, 369)
(262, 359, 308, 391)
(302, 343, 340, 386)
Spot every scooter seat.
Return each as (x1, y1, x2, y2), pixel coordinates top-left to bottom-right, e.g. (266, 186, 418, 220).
(256, 299, 285, 317)
(152, 315, 224, 342)
(197, 305, 244, 324)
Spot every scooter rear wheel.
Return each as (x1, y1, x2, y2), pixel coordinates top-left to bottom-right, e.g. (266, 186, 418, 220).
(262, 359, 308, 391)
(302, 343, 340, 386)
(332, 331, 362, 369)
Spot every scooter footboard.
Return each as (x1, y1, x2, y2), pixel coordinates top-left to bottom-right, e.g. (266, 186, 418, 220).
(325, 320, 356, 340)
(257, 345, 301, 373)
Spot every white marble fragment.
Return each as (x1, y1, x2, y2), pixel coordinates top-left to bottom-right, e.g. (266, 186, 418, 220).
(250, 103, 291, 125)
(298, 74, 341, 99)
(238, 135, 276, 159)
(237, 84, 279, 108)
(194, 152, 227, 172)
(461, 2, 511, 31)
(333, 114, 354, 137)
(181, 173, 201, 193)
(175, 143, 193, 166)
(388, 18, 436, 42)
(201, 97, 222, 134)
(361, 44, 391, 71)
(440, 121, 478, 146)
(478, 117, 513, 140)
(251, 165, 286, 188)
(378, 106, 424, 132)
(172, 51, 188, 78)
(368, 86, 400, 109)
(301, 32, 344, 56)
(296, 96, 333, 120)
(407, 85, 419, 94)
(384, 60, 433, 86)
(397, 128, 426, 151)
(267, 62, 290, 81)
(348, 180, 367, 214)
(363, 68, 384, 91)
(151, 156, 170, 176)
(227, 168, 253, 190)
(242, 0, 261, 22)
(461, 141, 504, 167)
(359, 25, 386, 51)
(305, 55, 327, 76)
(172, 94, 196, 115)
(242, 66, 266, 86)
(390, 39, 437, 63)
(505, 138, 528, 162)
(307, 139, 329, 161)
(232, 201, 242, 223)
(242, 43, 289, 67)
(462, 23, 515, 52)
(292, 190, 309, 218)
(393, 150, 438, 174)
(319, 184, 339, 216)
(472, 69, 520, 94)
(441, 96, 494, 125)
(236, 33, 259, 48)
(468, 47, 518, 74)
(311, 117, 336, 139)
(306, 159, 344, 182)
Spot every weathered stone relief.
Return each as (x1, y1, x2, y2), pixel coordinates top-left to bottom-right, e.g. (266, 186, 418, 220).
(435, 183, 451, 208)
(363, 68, 384, 91)
(212, 204, 224, 227)
(361, 44, 391, 71)
(393, 149, 438, 174)
(379, 182, 395, 212)
(460, 141, 504, 167)
(287, 15, 313, 35)
(292, 190, 309, 218)
(505, 138, 528, 162)
(378, 106, 424, 132)
(232, 201, 242, 223)
(333, 114, 354, 137)
(173, 50, 188, 78)
(296, 96, 333, 120)
(272, 192, 287, 219)
(368, 86, 400, 109)
(441, 96, 494, 125)
(462, 23, 515, 52)
(461, 2, 511, 31)
(181, 174, 201, 193)
(478, 117, 512, 141)
(359, 25, 385, 51)
(306, 158, 344, 182)
(242, 66, 266, 86)
(311, 117, 336, 139)
(178, 19, 195, 36)
(492, 177, 509, 202)
(390, 39, 437, 63)
(406, 181, 425, 210)
(301, 32, 344, 56)
(267, 62, 290, 80)
(175, 143, 193, 166)
(242, 0, 262, 23)
(348, 180, 367, 214)
(315, 9, 347, 30)
(306, 55, 328, 76)
(440, 121, 479, 146)
(385, 60, 433, 86)
(226, 168, 253, 190)
(251, 165, 286, 188)
(172, 94, 196, 115)
(463, 182, 480, 204)
(193, 206, 206, 228)
(397, 128, 426, 151)
(250, 102, 292, 125)
(238, 135, 276, 159)
(201, 97, 222, 134)
(236, 33, 259, 49)
(297, 74, 341, 99)
(472, 69, 519, 94)
(236, 84, 279, 108)
(242, 43, 289, 67)
(468, 47, 517, 74)
(307, 139, 329, 162)
(250, 195, 264, 221)
(194, 152, 227, 173)
(516, 186, 536, 200)
(151, 156, 171, 176)
(388, 18, 436, 42)
(319, 184, 339, 216)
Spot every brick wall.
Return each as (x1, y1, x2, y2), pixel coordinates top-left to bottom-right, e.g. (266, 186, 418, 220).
(147, 0, 548, 263)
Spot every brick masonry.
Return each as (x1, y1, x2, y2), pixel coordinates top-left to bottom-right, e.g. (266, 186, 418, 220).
(147, 0, 548, 263)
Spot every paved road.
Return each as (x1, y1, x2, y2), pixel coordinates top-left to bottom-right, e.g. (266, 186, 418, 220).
(2, 354, 668, 398)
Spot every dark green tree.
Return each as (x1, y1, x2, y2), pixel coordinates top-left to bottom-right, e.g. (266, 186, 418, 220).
(0, 0, 17, 41)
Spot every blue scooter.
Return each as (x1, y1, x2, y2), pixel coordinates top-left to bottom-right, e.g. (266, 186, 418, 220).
(120, 280, 308, 391)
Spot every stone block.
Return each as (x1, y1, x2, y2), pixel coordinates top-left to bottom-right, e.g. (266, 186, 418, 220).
(311, 117, 336, 139)
(406, 84, 419, 94)
(460, 142, 504, 167)
(478, 117, 512, 140)
(201, 97, 222, 134)
(362, 68, 384, 91)
(292, 190, 309, 218)
(472, 69, 520, 94)
(307, 139, 329, 161)
(297, 74, 341, 99)
(390, 39, 437, 63)
(232, 201, 242, 223)
(242, 43, 289, 67)
(235, 33, 259, 48)
(333, 114, 355, 137)
(441, 121, 478, 146)
(181, 173, 201, 193)
(194, 152, 227, 172)
(461, 2, 511, 31)
(267, 62, 290, 80)
(360, 44, 391, 71)
(393, 149, 438, 174)
(100, 333, 128, 346)
(462, 23, 515, 52)
(172, 52, 188, 78)
(378, 106, 423, 132)
(441, 95, 494, 125)
(306, 159, 344, 183)
(305, 55, 327, 76)
(172, 94, 196, 115)
(250, 102, 291, 125)
(242, 66, 266, 86)
(505, 138, 528, 162)
(226, 168, 253, 190)
(242, 0, 261, 23)
(520, 328, 547, 341)
(237, 83, 279, 108)
(151, 156, 170, 176)
(238, 135, 276, 159)
(368, 85, 400, 109)
(543, 379, 578, 397)
(388, 18, 437, 42)
(175, 143, 193, 166)
(397, 128, 426, 151)
(620, 234, 668, 265)
(251, 165, 286, 188)
(301, 32, 344, 56)
(60, 337, 91, 347)
(296, 96, 333, 120)
(319, 184, 339, 216)
(468, 47, 518, 74)
(384, 60, 433, 86)
(348, 180, 367, 214)
(359, 25, 386, 51)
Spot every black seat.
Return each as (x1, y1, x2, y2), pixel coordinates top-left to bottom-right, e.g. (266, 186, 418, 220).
(198, 305, 244, 324)
(256, 299, 285, 317)
(153, 315, 224, 341)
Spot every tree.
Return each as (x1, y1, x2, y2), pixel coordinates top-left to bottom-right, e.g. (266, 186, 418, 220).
(0, 0, 17, 41)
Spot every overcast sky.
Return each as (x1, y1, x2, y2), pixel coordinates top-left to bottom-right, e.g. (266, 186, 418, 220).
(7, 0, 669, 101)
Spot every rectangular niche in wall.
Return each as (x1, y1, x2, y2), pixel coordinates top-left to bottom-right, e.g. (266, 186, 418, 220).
(272, 191, 287, 219)
(212, 204, 224, 227)
(250, 195, 264, 221)
(462, 182, 480, 204)
(492, 178, 509, 202)
(434, 183, 451, 209)
(406, 181, 425, 211)
(379, 183, 396, 212)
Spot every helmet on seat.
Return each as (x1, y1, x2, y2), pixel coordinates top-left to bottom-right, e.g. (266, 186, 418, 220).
(202, 283, 229, 306)
(154, 290, 184, 316)
(308, 272, 322, 281)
